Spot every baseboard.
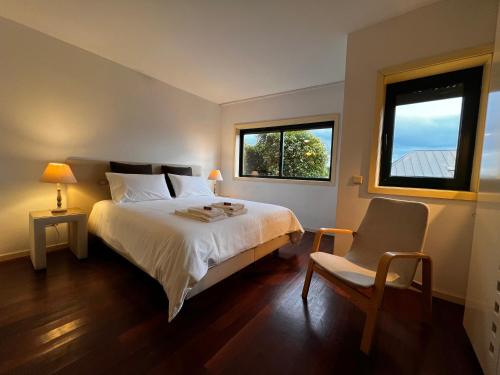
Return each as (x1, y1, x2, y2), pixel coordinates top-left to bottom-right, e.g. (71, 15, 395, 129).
(0, 242, 69, 263)
(411, 281, 465, 305)
(432, 289, 465, 305)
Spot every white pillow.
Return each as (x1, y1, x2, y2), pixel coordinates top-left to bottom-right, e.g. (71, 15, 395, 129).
(168, 174, 214, 198)
(105, 172, 172, 203)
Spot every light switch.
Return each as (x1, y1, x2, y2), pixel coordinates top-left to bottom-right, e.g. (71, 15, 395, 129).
(352, 175, 363, 185)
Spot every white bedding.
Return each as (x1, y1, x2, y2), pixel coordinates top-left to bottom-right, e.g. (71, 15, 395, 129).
(88, 197, 303, 321)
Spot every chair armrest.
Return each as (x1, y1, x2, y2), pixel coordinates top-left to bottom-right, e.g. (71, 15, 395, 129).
(311, 228, 355, 253)
(374, 252, 431, 290)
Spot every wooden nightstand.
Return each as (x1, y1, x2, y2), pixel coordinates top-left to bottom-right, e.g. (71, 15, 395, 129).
(29, 208, 88, 270)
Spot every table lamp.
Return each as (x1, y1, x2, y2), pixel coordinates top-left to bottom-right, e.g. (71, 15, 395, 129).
(40, 162, 77, 213)
(207, 169, 223, 194)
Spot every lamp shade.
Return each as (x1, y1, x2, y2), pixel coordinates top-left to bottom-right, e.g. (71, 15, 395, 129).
(40, 163, 77, 184)
(207, 169, 223, 181)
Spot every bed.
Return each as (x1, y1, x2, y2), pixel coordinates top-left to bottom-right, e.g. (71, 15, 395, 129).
(66, 158, 304, 320)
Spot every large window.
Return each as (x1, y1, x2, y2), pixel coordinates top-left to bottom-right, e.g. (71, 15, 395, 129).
(378, 66, 483, 191)
(239, 121, 335, 181)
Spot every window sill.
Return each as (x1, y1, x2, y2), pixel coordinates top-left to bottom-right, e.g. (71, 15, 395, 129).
(233, 176, 335, 187)
(368, 184, 477, 201)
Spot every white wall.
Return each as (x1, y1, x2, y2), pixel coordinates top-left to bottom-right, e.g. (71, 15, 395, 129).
(336, 0, 498, 301)
(0, 18, 221, 256)
(220, 83, 344, 230)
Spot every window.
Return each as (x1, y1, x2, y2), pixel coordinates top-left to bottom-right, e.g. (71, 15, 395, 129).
(378, 66, 483, 191)
(239, 120, 335, 181)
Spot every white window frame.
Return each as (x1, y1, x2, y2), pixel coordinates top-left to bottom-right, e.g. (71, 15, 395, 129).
(233, 113, 340, 186)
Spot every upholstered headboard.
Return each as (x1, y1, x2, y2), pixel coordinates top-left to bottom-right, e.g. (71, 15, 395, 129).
(66, 157, 202, 214)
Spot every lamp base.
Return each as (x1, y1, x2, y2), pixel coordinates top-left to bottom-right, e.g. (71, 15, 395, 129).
(52, 186, 67, 214)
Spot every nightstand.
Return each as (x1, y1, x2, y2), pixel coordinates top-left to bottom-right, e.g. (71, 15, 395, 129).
(29, 208, 88, 270)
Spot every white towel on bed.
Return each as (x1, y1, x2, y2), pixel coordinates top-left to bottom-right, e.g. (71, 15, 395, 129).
(226, 208, 248, 217)
(212, 202, 245, 212)
(187, 206, 225, 218)
(175, 209, 226, 222)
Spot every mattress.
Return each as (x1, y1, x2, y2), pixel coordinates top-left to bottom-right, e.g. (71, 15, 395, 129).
(88, 196, 303, 320)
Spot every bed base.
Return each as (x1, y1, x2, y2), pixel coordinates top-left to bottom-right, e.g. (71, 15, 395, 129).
(187, 234, 290, 298)
(95, 234, 291, 300)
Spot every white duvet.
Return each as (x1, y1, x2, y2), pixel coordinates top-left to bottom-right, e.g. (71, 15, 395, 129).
(88, 197, 303, 320)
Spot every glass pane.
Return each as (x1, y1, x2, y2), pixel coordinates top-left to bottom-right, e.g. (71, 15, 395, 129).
(283, 128, 332, 179)
(242, 132, 280, 176)
(391, 97, 462, 178)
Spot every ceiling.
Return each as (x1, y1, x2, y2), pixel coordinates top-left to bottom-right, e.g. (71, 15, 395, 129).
(0, 0, 438, 103)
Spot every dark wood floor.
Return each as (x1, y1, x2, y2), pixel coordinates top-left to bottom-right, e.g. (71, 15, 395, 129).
(0, 232, 481, 374)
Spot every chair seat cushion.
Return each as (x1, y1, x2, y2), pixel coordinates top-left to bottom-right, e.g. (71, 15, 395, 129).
(310, 252, 400, 288)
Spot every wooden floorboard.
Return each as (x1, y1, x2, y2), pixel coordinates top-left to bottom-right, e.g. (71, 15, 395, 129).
(0, 232, 481, 374)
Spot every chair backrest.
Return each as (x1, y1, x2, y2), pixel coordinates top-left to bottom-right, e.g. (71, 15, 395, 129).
(344, 197, 429, 287)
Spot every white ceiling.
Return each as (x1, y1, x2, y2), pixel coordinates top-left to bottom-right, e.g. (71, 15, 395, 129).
(0, 0, 438, 103)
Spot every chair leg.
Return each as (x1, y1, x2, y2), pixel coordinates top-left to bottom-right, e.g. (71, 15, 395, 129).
(302, 260, 314, 299)
(360, 286, 386, 354)
(360, 308, 380, 354)
(422, 258, 433, 322)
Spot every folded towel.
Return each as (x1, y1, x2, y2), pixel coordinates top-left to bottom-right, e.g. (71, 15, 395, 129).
(212, 202, 245, 212)
(188, 206, 225, 218)
(226, 208, 248, 217)
(174, 209, 226, 222)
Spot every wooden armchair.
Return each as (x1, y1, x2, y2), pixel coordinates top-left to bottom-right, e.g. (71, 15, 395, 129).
(302, 197, 432, 354)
